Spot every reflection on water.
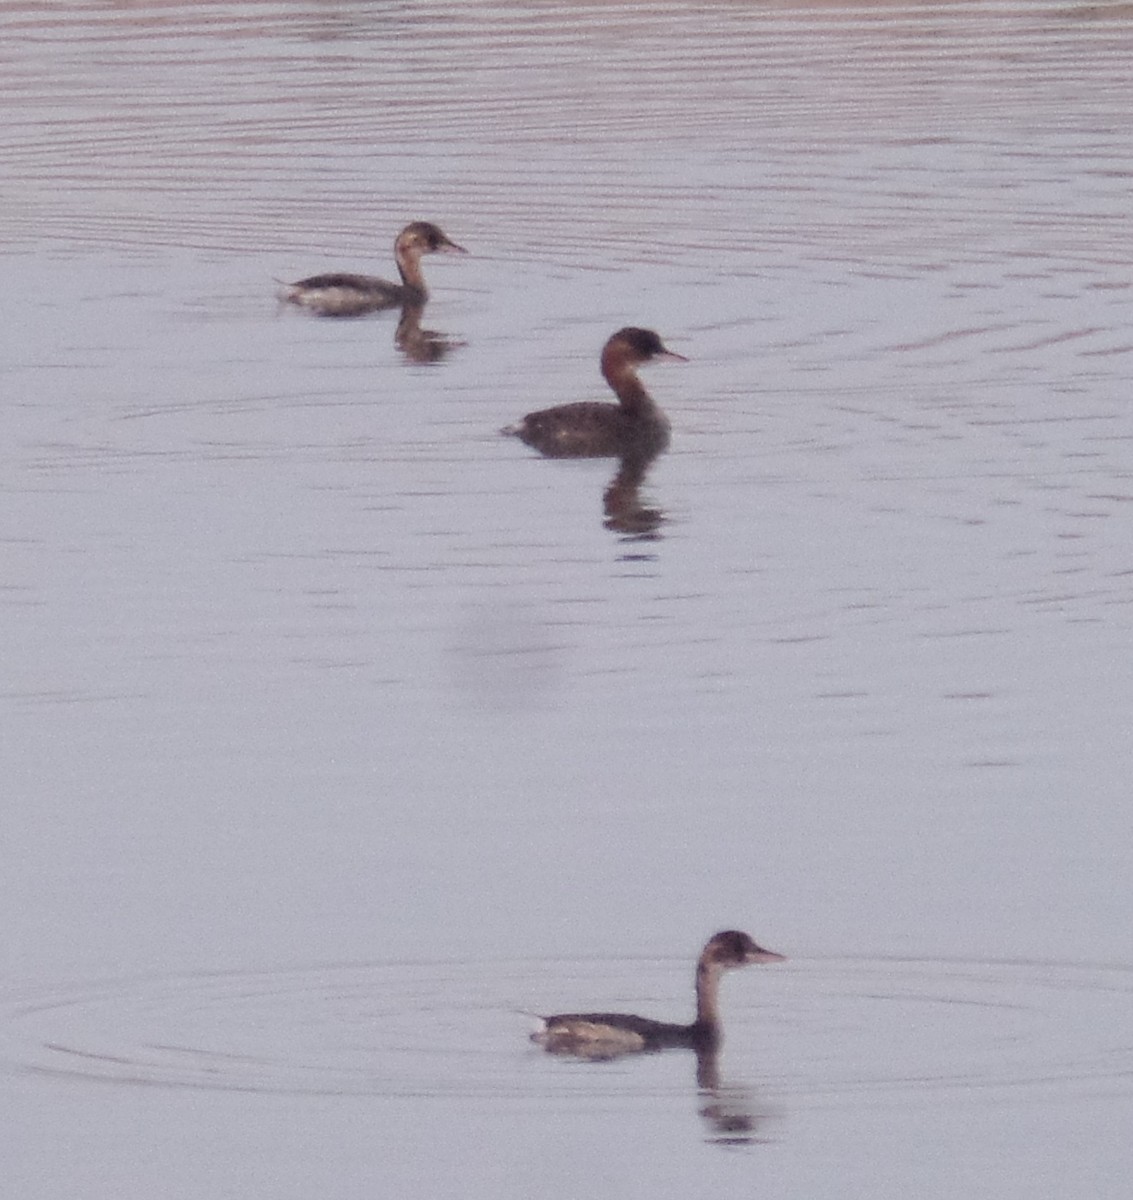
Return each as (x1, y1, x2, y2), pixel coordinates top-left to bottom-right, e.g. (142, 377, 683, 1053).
(696, 1051, 776, 1146)
(394, 303, 464, 364)
(277, 294, 466, 362)
(534, 1035, 772, 1144)
(603, 447, 666, 539)
(274, 295, 465, 361)
(509, 442, 669, 543)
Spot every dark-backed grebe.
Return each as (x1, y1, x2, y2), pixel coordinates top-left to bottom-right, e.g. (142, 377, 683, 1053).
(504, 327, 687, 458)
(532, 931, 785, 1055)
(280, 221, 467, 317)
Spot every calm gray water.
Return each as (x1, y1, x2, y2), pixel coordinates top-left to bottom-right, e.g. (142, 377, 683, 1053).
(3, 0, 1133, 1196)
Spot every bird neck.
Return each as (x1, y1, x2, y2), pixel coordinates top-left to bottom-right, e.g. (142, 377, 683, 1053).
(602, 357, 655, 418)
(695, 960, 723, 1029)
(395, 248, 428, 300)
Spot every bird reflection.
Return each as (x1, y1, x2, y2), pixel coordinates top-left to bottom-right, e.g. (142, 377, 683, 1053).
(695, 1050, 776, 1146)
(394, 302, 464, 363)
(537, 1039, 771, 1145)
(602, 445, 665, 538)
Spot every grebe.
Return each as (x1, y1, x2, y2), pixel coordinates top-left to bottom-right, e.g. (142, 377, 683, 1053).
(532, 931, 785, 1055)
(504, 327, 687, 458)
(280, 221, 467, 317)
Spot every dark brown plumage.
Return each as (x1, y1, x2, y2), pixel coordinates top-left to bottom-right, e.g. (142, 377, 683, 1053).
(505, 327, 687, 458)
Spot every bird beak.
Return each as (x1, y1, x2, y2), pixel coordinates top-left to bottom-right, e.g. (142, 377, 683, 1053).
(659, 346, 689, 362)
(746, 946, 787, 964)
(440, 238, 469, 255)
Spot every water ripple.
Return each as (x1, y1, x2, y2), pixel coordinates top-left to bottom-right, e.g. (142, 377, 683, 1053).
(4, 0, 1132, 272)
(2, 955, 1131, 1106)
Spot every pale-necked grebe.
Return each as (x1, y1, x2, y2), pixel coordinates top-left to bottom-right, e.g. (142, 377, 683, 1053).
(532, 931, 785, 1055)
(280, 221, 467, 317)
(504, 327, 687, 458)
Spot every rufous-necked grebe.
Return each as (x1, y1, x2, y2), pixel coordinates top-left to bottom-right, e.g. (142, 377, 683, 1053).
(280, 221, 467, 317)
(504, 327, 687, 458)
(532, 931, 785, 1055)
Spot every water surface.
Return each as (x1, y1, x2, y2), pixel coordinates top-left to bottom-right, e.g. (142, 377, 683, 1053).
(3, 1, 1133, 1197)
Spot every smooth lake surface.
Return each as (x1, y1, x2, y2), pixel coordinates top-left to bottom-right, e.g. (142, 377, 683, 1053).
(3, 1, 1133, 1197)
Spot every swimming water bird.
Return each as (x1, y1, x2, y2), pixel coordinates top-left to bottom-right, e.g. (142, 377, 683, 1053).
(532, 930, 785, 1056)
(280, 221, 467, 316)
(504, 327, 687, 458)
